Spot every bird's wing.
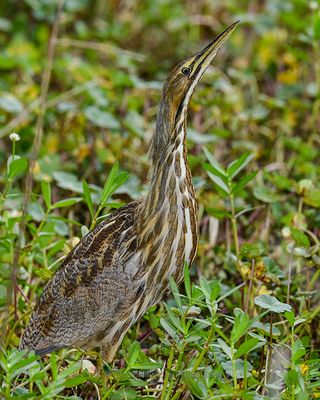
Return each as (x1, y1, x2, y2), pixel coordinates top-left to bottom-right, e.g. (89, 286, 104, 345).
(20, 200, 143, 353)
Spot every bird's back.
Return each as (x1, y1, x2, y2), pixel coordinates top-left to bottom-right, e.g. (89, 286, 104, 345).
(20, 200, 147, 358)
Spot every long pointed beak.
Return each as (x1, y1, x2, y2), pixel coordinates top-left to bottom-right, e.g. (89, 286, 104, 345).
(191, 21, 239, 77)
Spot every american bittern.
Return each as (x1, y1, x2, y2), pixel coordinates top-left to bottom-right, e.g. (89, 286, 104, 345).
(20, 22, 238, 361)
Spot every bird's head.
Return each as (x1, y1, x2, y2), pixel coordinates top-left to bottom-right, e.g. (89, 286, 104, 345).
(161, 21, 239, 124)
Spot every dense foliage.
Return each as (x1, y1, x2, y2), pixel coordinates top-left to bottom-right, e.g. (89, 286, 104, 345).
(0, 0, 319, 398)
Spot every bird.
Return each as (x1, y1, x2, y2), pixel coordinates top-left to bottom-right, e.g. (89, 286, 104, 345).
(20, 22, 238, 362)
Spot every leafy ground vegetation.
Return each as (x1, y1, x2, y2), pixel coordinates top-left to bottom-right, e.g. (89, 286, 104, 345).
(0, 0, 320, 399)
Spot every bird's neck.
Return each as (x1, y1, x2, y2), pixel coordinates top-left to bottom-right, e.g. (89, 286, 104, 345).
(141, 96, 196, 221)
(136, 96, 198, 283)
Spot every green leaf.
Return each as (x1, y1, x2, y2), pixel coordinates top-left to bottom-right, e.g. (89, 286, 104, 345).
(217, 338, 232, 359)
(290, 228, 310, 247)
(292, 339, 306, 363)
(163, 303, 184, 333)
(8, 157, 28, 179)
(227, 152, 253, 180)
(82, 180, 94, 219)
(127, 341, 140, 366)
(64, 374, 88, 388)
(285, 370, 299, 388)
(84, 105, 120, 129)
(34, 268, 53, 280)
(232, 171, 258, 195)
(206, 171, 230, 197)
(199, 276, 211, 303)
(160, 318, 178, 340)
(184, 263, 191, 299)
(169, 277, 182, 313)
(0, 93, 23, 113)
(202, 162, 228, 184)
(203, 147, 226, 175)
(231, 312, 250, 344)
(253, 186, 283, 203)
(254, 295, 292, 313)
(284, 311, 295, 327)
(304, 188, 320, 208)
(52, 197, 82, 209)
(221, 359, 252, 379)
(235, 338, 259, 359)
(41, 181, 51, 210)
(101, 162, 129, 204)
(182, 371, 207, 398)
(53, 171, 82, 193)
(206, 207, 230, 219)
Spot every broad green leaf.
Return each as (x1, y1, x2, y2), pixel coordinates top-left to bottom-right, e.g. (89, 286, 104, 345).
(304, 188, 320, 208)
(254, 295, 292, 313)
(290, 228, 310, 247)
(227, 152, 253, 180)
(82, 180, 94, 219)
(53, 171, 82, 193)
(231, 312, 251, 344)
(285, 370, 299, 388)
(253, 186, 283, 203)
(52, 197, 82, 209)
(41, 181, 51, 210)
(292, 339, 306, 363)
(284, 311, 295, 327)
(8, 157, 28, 179)
(0, 93, 23, 113)
(221, 359, 253, 379)
(217, 338, 232, 359)
(235, 338, 259, 359)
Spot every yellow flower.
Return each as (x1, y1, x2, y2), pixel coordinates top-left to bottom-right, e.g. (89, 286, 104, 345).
(277, 52, 300, 84)
(300, 363, 309, 375)
(75, 143, 91, 162)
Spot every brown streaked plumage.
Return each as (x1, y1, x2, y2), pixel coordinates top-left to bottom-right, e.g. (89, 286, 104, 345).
(20, 22, 239, 361)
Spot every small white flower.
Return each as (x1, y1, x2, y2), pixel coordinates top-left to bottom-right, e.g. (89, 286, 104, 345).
(9, 132, 20, 142)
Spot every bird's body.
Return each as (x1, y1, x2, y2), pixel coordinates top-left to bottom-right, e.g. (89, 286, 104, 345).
(20, 22, 238, 360)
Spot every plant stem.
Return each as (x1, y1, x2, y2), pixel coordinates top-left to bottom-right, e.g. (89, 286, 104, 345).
(192, 317, 215, 372)
(229, 193, 240, 263)
(160, 344, 175, 400)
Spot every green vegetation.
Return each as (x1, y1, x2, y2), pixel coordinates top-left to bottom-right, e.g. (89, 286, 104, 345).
(0, 0, 319, 398)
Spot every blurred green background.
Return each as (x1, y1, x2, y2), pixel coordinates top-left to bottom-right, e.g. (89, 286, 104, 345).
(0, 0, 318, 198)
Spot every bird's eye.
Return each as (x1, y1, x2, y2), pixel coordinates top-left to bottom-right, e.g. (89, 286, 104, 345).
(181, 67, 191, 76)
